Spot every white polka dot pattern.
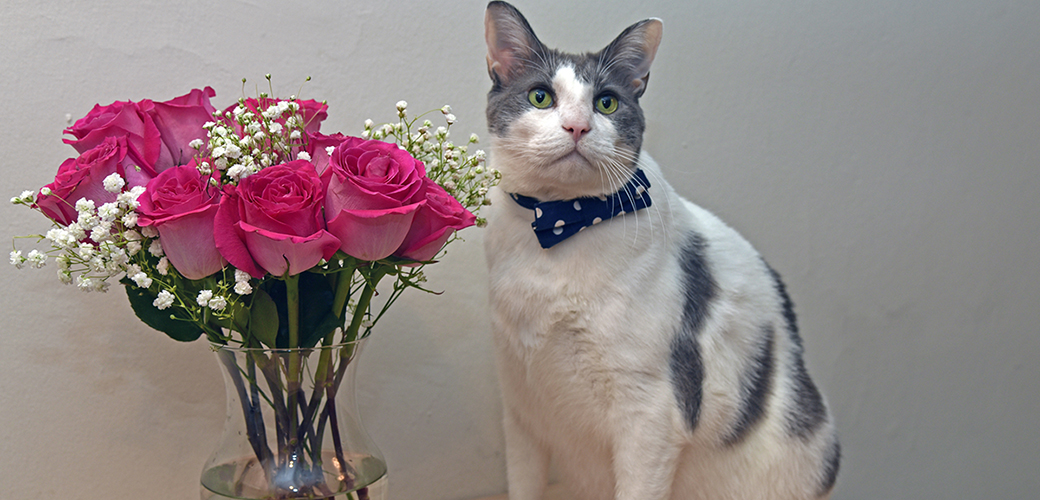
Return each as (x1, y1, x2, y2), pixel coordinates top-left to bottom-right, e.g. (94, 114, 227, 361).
(509, 169, 653, 248)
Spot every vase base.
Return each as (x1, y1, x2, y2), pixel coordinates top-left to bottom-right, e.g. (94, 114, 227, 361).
(201, 451, 387, 500)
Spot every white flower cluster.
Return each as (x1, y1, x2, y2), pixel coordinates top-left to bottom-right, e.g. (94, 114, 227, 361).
(153, 290, 175, 310)
(125, 263, 153, 288)
(197, 93, 309, 184)
(10, 190, 36, 206)
(9, 249, 46, 269)
(233, 269, 253, 295)
(145, 267, 251, 315)
(11, 174, 148, 292)
(196, 289, 227, 311)
(361, 101, 500, 227)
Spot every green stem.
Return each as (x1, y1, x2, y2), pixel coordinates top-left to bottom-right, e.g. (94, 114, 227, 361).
(318, 265, 388, 485)
(284, 273, 301, 465)
(218, 350, 272, 473)
(300, 262, 358, 463)
(332, 259, 357, 321)
(343, 266, 387, 345)
(285, 273, 301, 349)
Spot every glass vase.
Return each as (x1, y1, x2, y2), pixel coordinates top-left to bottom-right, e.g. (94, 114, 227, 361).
(201, 340, 387, 500)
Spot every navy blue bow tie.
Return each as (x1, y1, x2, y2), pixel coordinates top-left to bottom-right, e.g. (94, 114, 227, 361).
(509, 169, 653, 249)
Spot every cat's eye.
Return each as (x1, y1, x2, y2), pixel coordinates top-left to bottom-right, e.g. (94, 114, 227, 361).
(528, 89, 553, 109)
(596, 95, 619, 114)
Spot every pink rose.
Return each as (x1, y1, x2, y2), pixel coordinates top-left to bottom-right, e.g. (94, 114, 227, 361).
(64, 88, 216, 175)
(35, 136, 144, 226)
(323, 137, 427, 261)
(214, 161, 341, 278)
(64, 100, 162, 175)
(304, 132, 348, 177)
(146, 87, 217, 172)
(395, 178, 476, 262)
(136, 165, 226, 279)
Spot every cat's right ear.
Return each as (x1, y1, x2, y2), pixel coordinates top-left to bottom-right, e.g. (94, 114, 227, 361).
(485, 1, 544, 86)
(602, 18, 663, 98)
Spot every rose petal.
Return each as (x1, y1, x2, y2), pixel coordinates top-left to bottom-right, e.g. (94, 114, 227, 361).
(214, 186, 265, 278)
(326, 202, 423, 261)
(213, 162, 338, 278)
(137, 164, 219, 226)
(239, 223, 341, 277)
(35, 136, 135, 226)
(147, 87, 217, 172)
(64, 100, 162, 175)
(154, 205, 226, 279)
(395, 180, 476, 262)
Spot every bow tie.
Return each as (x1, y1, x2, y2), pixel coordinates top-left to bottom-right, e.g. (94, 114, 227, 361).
(509, 169, 653, 249)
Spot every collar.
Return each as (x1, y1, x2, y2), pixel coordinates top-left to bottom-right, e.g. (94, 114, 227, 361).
(509, 169, 653, 249)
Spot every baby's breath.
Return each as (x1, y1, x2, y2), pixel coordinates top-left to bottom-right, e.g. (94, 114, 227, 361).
(193, 92, 313, 187)
(10, 172, 163, 293)
(362, 102, 499, 228)
(103, 173, 125, 193)
(153, 290, 175, 310)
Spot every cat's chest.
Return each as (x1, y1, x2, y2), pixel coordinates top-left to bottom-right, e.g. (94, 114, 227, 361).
(490, 244, 631, 343)
(488, 182, 682, 318)
(488, 249, 684, 439)
(487, 198, 661, 335)
(486, 192, 685, 399)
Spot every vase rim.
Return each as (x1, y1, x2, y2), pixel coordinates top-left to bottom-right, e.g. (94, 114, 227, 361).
(208, 338, 367, 353)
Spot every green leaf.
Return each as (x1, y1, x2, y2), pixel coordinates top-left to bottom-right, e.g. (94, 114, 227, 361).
(249, 287, 279, 348)
(261, 272, 341, 349)
(298, 272, 341, 347)
(123, 284, 204, 342)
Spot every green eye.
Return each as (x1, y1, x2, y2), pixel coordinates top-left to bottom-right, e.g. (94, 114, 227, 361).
(596, 95, 619, 114)
(528, 89, 553, 109)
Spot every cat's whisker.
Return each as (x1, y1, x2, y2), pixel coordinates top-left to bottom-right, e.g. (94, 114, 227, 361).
(596, 155, 643, 245)
(601, 160, 628, 239)
(614, 148, 675, 250)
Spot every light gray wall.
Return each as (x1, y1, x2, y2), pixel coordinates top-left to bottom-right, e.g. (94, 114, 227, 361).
(1, 1, 1037, 499)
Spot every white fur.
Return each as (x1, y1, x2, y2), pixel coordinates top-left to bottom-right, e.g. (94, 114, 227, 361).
(485, 67, 835, 500)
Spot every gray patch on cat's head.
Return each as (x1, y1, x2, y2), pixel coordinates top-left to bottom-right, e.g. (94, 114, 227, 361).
(485, 1, 663, 160)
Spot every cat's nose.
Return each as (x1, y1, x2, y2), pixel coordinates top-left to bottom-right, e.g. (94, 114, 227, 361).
(563, 120, 590, 142)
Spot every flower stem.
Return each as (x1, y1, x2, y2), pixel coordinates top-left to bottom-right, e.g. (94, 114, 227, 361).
(314, 266, 388, 489)
(285, 273, 301, 349)
(284, 273, 302, 475)
(300, 262, 357, 461)
(343, 266, 386, 344)
(332, 258, 357, 320)
(218, 350, 273, 477)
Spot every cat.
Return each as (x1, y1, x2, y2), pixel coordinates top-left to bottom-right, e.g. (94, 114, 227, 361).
(481, 2, 840, 500)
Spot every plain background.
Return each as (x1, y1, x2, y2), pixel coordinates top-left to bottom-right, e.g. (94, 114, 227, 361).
(1, 1, 1038, 499)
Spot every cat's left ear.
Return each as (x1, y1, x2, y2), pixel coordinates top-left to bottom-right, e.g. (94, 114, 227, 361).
(602, 18, 663, 98)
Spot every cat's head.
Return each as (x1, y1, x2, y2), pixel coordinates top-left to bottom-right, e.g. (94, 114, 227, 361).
(484, 1, 662, 200)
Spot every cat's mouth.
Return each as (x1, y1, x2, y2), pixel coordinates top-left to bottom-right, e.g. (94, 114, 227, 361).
(556, 148, 594, 169)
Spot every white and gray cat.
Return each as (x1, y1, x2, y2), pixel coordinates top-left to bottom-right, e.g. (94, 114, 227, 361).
(482, 2, 839, 499)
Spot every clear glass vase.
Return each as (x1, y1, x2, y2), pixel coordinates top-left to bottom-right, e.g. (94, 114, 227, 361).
(201, 340, 387, 500)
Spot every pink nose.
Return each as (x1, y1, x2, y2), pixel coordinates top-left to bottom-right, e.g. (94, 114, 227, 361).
(563, 121, 590, 142)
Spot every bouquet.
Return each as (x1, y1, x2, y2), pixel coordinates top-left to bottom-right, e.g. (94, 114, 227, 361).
(11, 77, 497, 499)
